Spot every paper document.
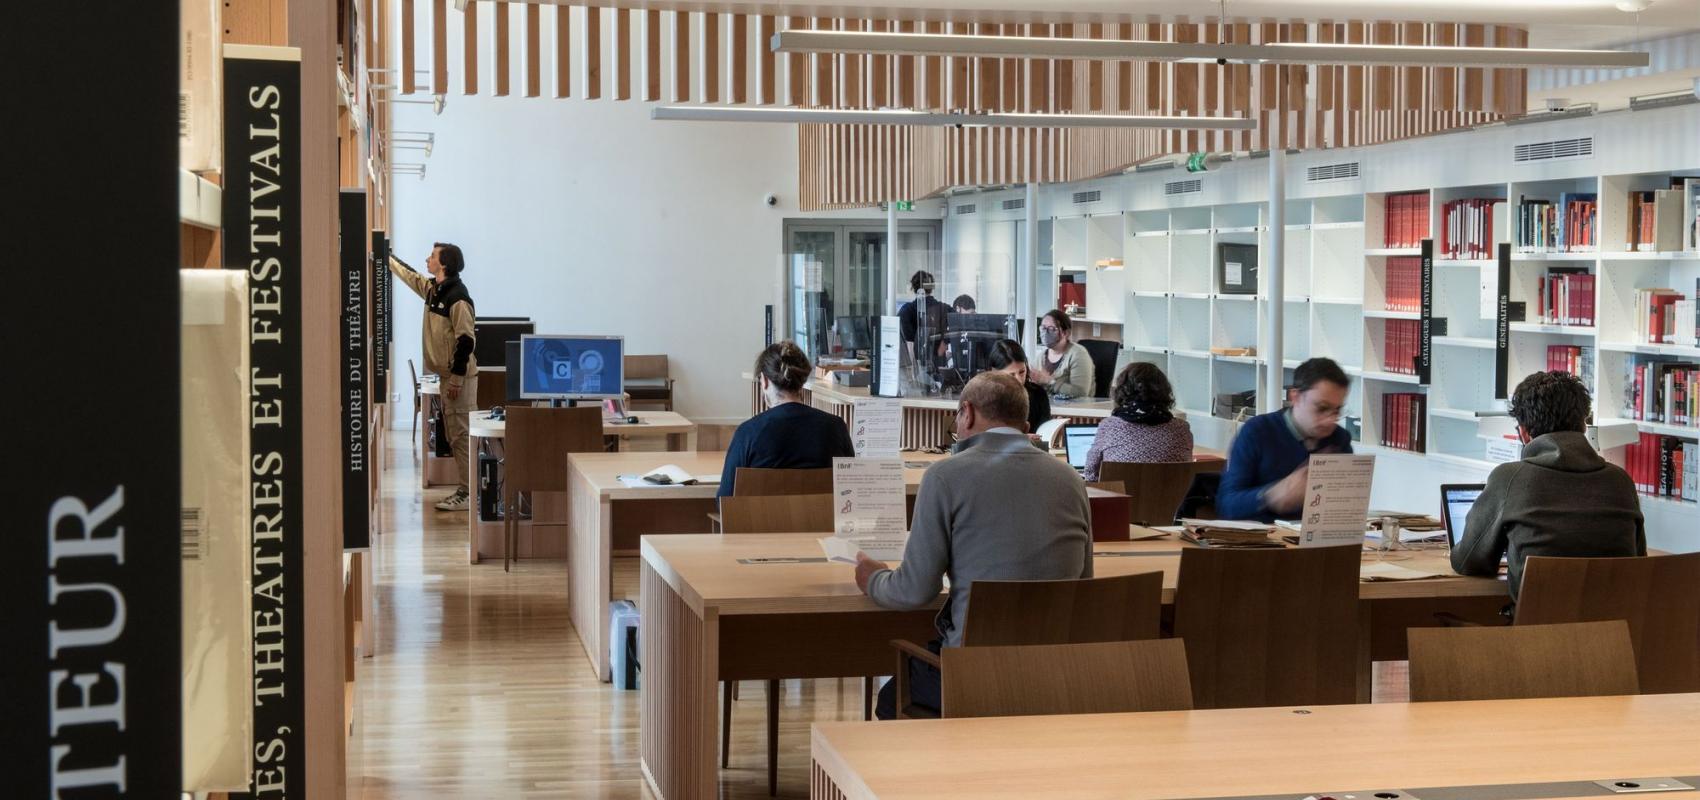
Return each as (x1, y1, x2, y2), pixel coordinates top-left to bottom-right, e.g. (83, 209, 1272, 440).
(1298, 454, 1377, 547)
(1360, 562, 1444, 582)
(1365, 527, 1446, 543)
(852, 398, 903, 458)
(641, 464, 719, 485)
(819, 536, 863, 564)
(876, 316, 902, 397)
(1179, 518, 1273, 531)
(832, 457, 909, 560)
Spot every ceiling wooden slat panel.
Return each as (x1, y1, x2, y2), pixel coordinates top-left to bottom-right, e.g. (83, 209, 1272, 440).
(731, 14, 749, 103)
(553, 4, 568, 97)
(464, 0, 480, 94)
(673, 11, 689, 101)
(585, 6, 602, 99)
(433, 0, 449, 94)
(495, 1, 511, 96)
(527, 3, 542, 97)
(758, 15, 776, 104)
(402, 0, 417, 93)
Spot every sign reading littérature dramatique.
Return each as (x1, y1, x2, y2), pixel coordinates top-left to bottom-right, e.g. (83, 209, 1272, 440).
(341, 190, 370, 550)
(9, 6, 182, 795)
(223, 44, 306, 798)
(372, 230, 391, 402)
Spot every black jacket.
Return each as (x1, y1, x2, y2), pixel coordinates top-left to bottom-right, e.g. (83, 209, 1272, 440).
(1452, 430, 1646, 600)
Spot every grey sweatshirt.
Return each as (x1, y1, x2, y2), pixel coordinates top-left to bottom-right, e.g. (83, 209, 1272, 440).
(865, 432, 1093, 647)
(1452, 430, 1646, 601)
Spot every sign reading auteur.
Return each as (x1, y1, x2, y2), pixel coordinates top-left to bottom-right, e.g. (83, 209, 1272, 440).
(341, 190, 370, 550)
(223, 44, 305, 798)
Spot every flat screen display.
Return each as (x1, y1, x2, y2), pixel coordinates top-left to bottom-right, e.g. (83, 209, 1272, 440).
(1064, 424, 1099, 469)
(1441, 484, 1486, 547)
(519, 334, 625, 400)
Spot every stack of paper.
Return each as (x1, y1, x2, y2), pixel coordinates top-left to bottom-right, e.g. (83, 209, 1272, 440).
(1179, 519, 1283, 548)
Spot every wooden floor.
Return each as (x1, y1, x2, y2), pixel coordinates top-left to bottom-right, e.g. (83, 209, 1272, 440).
(350, 431, 877, 799)
(351, 430, 1410, 798)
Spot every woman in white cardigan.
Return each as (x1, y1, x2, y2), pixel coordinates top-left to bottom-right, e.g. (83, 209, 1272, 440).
(1029, 309, 1096, 399)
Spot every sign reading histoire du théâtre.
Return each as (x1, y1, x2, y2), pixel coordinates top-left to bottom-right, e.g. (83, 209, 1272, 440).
(341, 190, 370, 550)
(223, 44, 305, 797)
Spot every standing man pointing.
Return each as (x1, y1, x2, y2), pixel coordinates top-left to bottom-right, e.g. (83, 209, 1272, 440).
(391, 243, 478, 511)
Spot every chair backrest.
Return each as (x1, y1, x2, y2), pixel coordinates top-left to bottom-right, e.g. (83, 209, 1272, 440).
(1085, 480, 1125, 495)
(1514, 553, 1700, 694)
(475, 370, 506, 410)
(1077, 339, 1120, 399)
(1173, 545, 1361, 709)
(732, 467, 835, 496)
(408, 358, 420, 391)
(1408, 620, 1640, 702)
(961, 572, 1164, 647)
(718, 494, 834, 534)
(625, 354, 669, 380)
(503, 406, 604, 494)
(1099, 460, 1227, 526)
(941, 639, 1193, 719)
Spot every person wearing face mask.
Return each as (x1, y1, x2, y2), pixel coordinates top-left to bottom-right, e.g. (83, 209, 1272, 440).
(1216, 357, 1354, 522)
(1028, 309, 1096, 400)
(984, 338, 1050, 433)
(1451, 370, 1644, 601)
(899, 270, 951, 371)
(718, 342, 856, 497)
(853, 371, 1092, 719)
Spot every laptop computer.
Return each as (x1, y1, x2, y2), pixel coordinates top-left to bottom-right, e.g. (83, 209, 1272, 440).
(1440, 483, 1487, 548)
(1063, 423, 1099, 473)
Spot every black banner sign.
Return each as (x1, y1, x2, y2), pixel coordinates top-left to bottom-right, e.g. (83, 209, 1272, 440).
(1495, 242, 1512, 399)
(1418, 239, 1434, 385)
(372, 230, 391, 401)
(8, 5, 181, 795)
(223, 45, 306, 797)
(341, 190, 370, 550)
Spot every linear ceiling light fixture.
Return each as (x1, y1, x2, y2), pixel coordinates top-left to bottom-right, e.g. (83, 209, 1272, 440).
(771, 30, 1650, 70)
(651, 106, 1255, 130)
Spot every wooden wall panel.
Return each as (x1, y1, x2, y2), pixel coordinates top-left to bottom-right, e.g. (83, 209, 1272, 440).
(615, 8, 631, 100)
(585, 6, 602, 99)
(871, 20, 890, 108)
(401, 0, 416, 93)
(923, 20, 942, 110)
(432, 0, 447, 95)
(788, 17, 806, 106)
(705, 12, 721, 103)
(674, 11, 689, 102)
(896, 20, 916, 109)
(464, 0, 479, 94)
(494, 1, 510, 96)
(731, 14, 748, 104)
(554, 5, 569, 98)
(758, 15, 775, 104)
(644, 9, 660, 101)
(814, 18, 834, 108)
(526, 3, 541, 97)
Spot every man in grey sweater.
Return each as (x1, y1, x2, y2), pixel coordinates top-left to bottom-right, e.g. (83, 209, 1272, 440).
(855, 371, 1093, 719)
(1453, 371, 1645, 601)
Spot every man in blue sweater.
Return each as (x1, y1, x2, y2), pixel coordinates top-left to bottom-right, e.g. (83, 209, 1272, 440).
(1217, 358, 1355, 522)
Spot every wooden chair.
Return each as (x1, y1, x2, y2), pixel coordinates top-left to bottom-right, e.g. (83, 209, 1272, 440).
(624, 354, 675, 410)
(408, 359, 421, 444)
(1408, 620, 1640, 702)
(891, 572, 1166, 720)
(500, 406, 603, 572)
(1099, 459, 1227, 526)
(940, 639, 1193, 718)
(732, 467, 835, 496)
(718, 494, 834, 534)
(1173, 544, 1362, 709)
(474, 370, 506, 410)
(1513, 554, 1700, 694)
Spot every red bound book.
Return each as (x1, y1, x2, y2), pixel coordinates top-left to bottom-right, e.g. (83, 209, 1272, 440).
(1392, 395, 1403, 450)
(1402, 395, 1413, 451)
(1585, 274, 1595, 326)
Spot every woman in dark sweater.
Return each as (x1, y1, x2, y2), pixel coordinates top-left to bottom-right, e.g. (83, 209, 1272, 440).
(984, 339, 1051, 434)
(718, 341, 856, 497)
(1083, 362, 1194, 481)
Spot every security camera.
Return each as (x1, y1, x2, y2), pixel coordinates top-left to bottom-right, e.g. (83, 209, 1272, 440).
(764, 193, 778, 207)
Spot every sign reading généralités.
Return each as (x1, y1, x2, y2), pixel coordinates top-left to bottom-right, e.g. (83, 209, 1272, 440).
(223, 43, 305, 798)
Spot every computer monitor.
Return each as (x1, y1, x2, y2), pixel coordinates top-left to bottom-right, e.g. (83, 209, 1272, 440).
(474, 318, 534, 367)
(1063, 424, 1099, 470)
(518, 334, 625, 400)
(1440, 483, 1486, 547)
(947, 313, 1009, 334)
(503, 340, 524, 402)
(835, 316, 875, 353)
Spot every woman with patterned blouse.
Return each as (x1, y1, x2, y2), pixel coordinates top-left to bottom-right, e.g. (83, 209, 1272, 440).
(1082, 362, 1195, 481)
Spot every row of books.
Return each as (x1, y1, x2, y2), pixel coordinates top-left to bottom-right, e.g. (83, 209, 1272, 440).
(1534, 268, 1596, 327)
(1384, 257, 1423, 312)
(1622, 356, 1700, 426)
(1440, 198, 1504, 260)
(1515, 193, 1598, 252)
(1379, 392, 1427, 453)
(1382, 319, 1421, 375)
(1633, 285, 1698, 346)
(1625, 186, 1687, 252)
(1383, 191, 1430, 249)
(1545, 345, 1596, 390)
(1622, 433, 1698, 502)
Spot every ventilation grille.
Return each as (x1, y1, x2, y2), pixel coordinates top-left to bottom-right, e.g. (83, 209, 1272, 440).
(1513, 136, 1594, 163)
(954, 203, 977, 215)
(1072, 190, 1102, 204)
(1001, 198, 1025, 211)
(1307, 162, 1360, 182)
(1164, 179, 1202, 196)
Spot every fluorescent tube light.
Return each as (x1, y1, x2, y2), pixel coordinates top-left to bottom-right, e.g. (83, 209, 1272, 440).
(651, 106, 1255, 130)
(771, 30, 1650, 70)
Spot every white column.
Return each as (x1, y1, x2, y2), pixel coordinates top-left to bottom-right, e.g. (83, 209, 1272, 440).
(1264, 112, 1287, 413)
(1023, 182, 1039, 357)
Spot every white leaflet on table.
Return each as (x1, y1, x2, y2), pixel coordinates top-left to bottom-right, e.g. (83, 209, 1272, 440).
(1298, 454, 1377, 547)
(852, 397, 903, 458)
(832, 457, 909, 559)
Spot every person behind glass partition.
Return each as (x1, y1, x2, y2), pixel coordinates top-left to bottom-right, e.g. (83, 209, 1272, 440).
(1028, 309, 1095, 400)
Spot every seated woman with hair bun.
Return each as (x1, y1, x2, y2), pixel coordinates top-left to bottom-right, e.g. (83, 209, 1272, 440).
(1082, 362, 1194, 481)
(718, 341, 856, 497)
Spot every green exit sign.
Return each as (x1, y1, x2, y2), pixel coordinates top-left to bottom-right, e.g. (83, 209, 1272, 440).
(892, 200, 914, 211)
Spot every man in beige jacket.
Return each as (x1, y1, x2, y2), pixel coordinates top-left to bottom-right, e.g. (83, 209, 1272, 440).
(391, 243, 478, 510)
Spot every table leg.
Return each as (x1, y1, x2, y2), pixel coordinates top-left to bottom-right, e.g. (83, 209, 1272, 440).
(640, 560, 720, 800)
(568, 467, 614, 681)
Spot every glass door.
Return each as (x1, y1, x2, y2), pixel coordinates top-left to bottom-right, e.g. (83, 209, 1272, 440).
(785, 220, 942, 359)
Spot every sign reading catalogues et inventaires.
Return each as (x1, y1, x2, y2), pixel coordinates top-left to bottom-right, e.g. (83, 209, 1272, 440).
(223, 44, 307, 798)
